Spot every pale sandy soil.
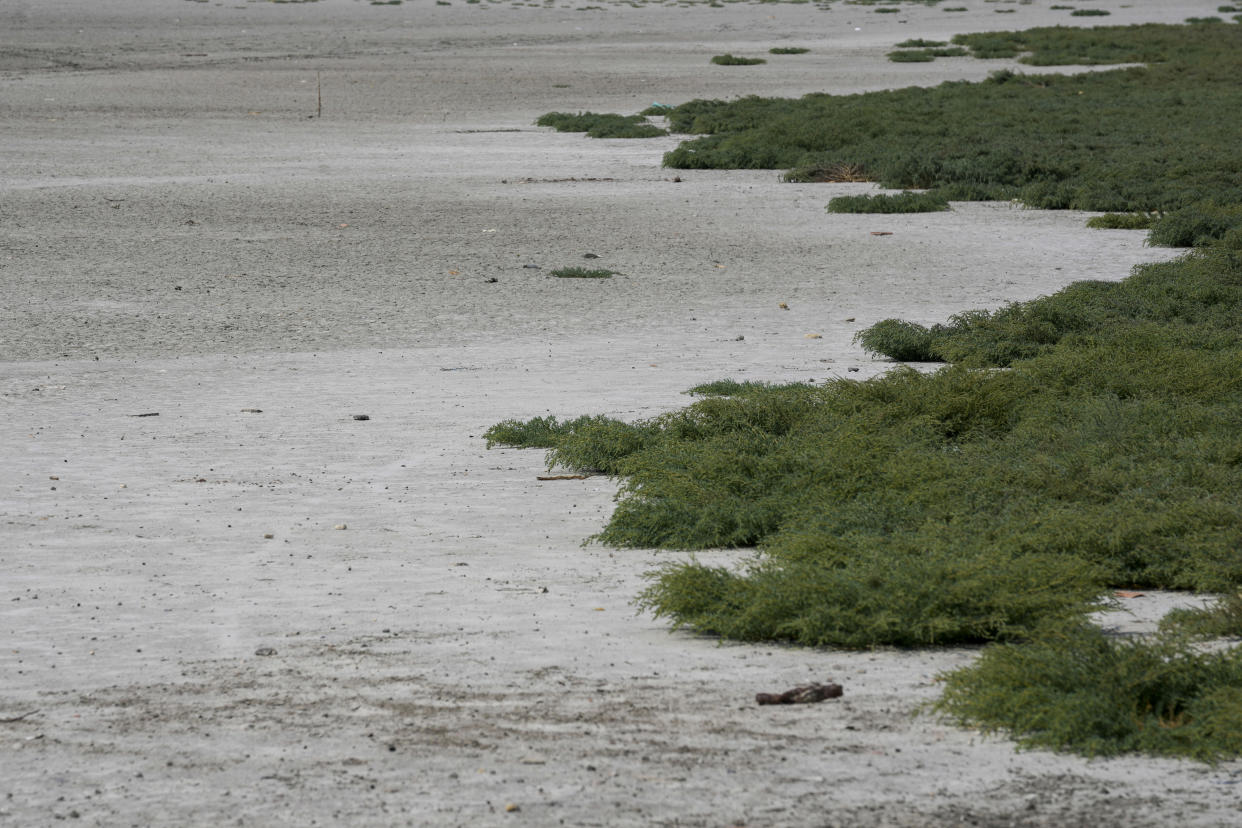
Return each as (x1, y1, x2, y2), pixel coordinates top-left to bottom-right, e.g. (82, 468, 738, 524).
(3, 1, 1240, 825)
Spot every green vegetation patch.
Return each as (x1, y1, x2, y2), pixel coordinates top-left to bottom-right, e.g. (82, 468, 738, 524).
(535, 111, 667, 138)
(1085, 212, 1154, 230)
(769, 47, 811, 54)
(1070, 7, 1109, 15)
(827, 191, 950, 213)
(710, 54, 767, 65)
(489, 246, 1242, 652)
(646, 23, 1242, 242)
(936, 622, 1242, 760)
(895, 38, 949, 47)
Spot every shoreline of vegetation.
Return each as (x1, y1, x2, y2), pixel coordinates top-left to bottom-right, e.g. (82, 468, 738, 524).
(509, 22, 1242, 759)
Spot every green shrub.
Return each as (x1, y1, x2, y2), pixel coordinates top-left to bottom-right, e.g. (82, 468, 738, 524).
(1071, 8, 1110, 15)
(888, 49, 936, 62)
(936, 622, 1242, 760)
(1160, 593, 1242, 639)
(769, 47, 810, 54)
(710, 54, 766, 65)
(1148, 201, 1242, 247)
(895, 39, 948, 47)
(1185, 16, 1224, 24)
(535, 111, 666, 138)
(827, 191, 950, 213)
(549, 267, 616, 278)
(852, 318, 937, 361)
(1086, 212, 1154, 230)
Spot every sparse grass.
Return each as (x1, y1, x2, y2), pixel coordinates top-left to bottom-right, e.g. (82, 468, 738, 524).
(1086, 212, 1154, 230)
(536, 111, 666, 138)
(936, 622, 1242, 760)
(769, 47, 810, 55)
(1186, 16, 1224, 24)
(896, 38, 949, 47)
(549, 266, 617, 278)
(1070, 7, 1110, 15)
(711, 54, 767, 65)
(827, 191, 950, 213)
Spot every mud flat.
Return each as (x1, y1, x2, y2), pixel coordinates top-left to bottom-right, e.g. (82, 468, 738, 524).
(2, 1, 1237, 825)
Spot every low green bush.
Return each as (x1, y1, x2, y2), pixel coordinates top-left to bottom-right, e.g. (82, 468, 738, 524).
(888, 49, 937, 62)
(1148, 201, 1242, 247)
(827, 191, 950, 213)
(936, 622, 1242, 760)
(1071, 8, 1110, 15)
(769, 47, 810, 54)
(535, 111, 666, 138)
(1086, 212, 1154, 230)
(710, 54, 766, 65)
(895, 38, 948, 47)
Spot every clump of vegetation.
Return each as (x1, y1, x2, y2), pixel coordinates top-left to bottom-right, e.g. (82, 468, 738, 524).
(936, 622, 1242, 760)
(1070, 7, 1110, 15)
(769, 47, 810, 54)
(710, 54, 767, 65)
(645, 23, 1242, 240)
(492, 246, 1242, 647)
(1160, 594, 1242, 640)
(888, 49, 936, 62)
(549, 266, 617, 278)
(827, 191, 950, 213)
(535, 111, 666, 138)
(1185, 16, 1224, 24)
(1086, 212, 1154, 230)
(783, 162, 870, 183)
(1148, 201, 1242, 248)
(889, 46, 969, 61)
(896, 38, 949, 47)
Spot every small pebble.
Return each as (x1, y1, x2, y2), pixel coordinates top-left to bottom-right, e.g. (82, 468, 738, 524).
(254, 647, 277, 657)
(352, 414, 370, 421)
(333, 524, 348, 530)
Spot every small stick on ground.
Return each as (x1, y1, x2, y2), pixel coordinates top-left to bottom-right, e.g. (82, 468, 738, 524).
(1, 710, 39, 723)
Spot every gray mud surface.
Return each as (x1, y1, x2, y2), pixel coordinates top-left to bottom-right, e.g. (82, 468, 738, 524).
(3, 1, 1239, 825)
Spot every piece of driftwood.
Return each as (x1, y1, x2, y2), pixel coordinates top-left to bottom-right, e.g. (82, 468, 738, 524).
(756, 682, 843, 705)
(537, 475, 588, 481)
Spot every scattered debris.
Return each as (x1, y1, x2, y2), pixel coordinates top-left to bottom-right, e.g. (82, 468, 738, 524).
(756, 682, 843, 705)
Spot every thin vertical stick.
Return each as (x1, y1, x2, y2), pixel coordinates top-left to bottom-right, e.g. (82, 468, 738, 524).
(317, 71, 322, 118)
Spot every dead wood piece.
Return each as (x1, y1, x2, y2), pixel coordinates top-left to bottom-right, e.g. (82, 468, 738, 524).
(537, 474, 588, 481)
(756, 682, 843, 705)
(1, 710, 39, 723)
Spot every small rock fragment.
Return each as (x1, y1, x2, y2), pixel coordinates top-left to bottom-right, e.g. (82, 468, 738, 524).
(778, 302, 789, 310)
(505, 804, 521, 813)
(241, 408, 262, 414)
(583, 252, 600, 259)
(254, 647, 277, 657)
(805, 333, 823, 339)
(333, 524, 348, 530)
(352, 414, 370, 421)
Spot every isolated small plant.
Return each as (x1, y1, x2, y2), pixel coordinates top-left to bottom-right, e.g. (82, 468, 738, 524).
(769, 47, 810, 54)
(1071, 8, 1110, 15)
(827, 191, 950, 213)
(711, 54, 767, 65)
